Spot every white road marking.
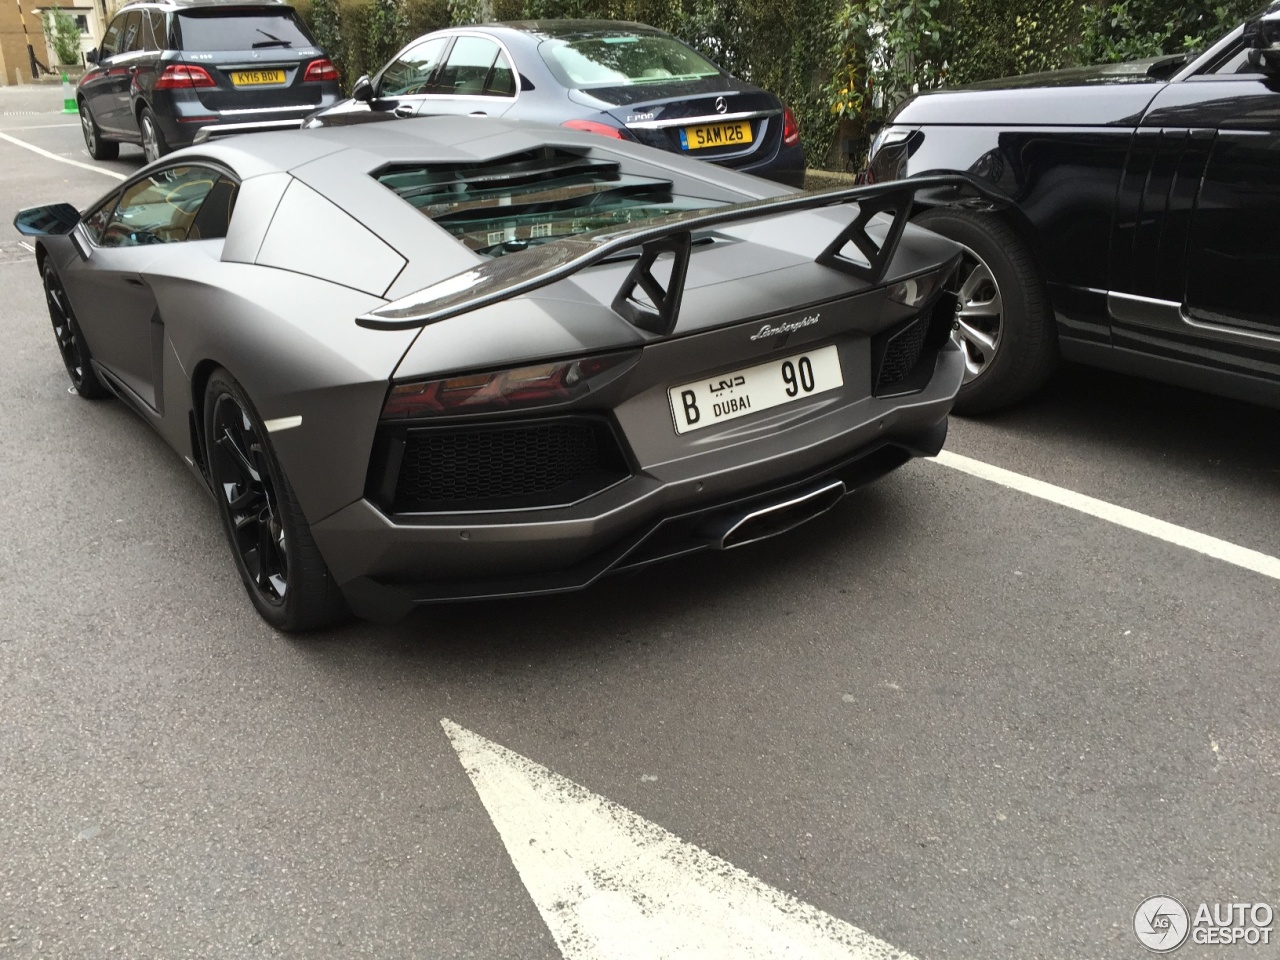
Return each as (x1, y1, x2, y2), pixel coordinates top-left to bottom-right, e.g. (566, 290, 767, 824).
(0, 130, 126, 180)
(263, 415, 302, 433)
(441, 719, 915, 960)
(0, 123, 80, 131)
(17, 241, 35, 252)
(933, 450, 1280, 581)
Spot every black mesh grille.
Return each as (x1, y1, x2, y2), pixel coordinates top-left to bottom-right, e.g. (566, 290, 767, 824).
(391, 419, 626, 510)
(875, 317, 929, 390)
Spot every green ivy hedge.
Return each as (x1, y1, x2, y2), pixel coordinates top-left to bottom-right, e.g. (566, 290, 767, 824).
(296, 0, 1259, 171)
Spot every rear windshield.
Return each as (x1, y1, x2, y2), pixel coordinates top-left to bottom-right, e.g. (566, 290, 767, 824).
(176, 10, 313, 52)
(375, 148, 723, 257)
(539, 33, 721, 90)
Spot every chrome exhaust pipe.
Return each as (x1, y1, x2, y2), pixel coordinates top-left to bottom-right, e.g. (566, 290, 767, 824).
(701, 480, 847, 550)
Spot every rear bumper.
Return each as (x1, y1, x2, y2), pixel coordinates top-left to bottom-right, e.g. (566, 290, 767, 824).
(154, 90, 338, 148)
(314, 345, 962, 621)
(736, 140, 807, 188)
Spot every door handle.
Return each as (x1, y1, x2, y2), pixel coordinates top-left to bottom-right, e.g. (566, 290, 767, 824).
(469, 111, 487, 117)
(393, 103, 415, 118)
(123, 276, 145, 287)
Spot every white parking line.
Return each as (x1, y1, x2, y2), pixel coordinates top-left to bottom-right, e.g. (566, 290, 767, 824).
(443, 719, 915, 960)
(0, 123, 80, 131)
(934, 450, 1280, 581)
(0, 130, 126, 180)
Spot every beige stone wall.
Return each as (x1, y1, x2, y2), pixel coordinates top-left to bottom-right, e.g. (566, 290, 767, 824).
(1, 28, 39, 85)
(0, 0, 75, 84)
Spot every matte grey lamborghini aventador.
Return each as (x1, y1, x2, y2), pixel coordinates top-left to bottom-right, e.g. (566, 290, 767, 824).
(16, 116, 974, 631)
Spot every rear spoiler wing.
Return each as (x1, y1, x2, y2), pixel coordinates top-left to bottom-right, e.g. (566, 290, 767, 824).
(357, 173, 1002, 334)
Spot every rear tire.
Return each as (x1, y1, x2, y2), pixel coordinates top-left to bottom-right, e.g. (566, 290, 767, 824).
(139, 107, 168, 165)
(79, 101, 119, 162)
(204, 369, 347, 632)
(914, 207, 1056, 415)
(43, 262, 109, 399)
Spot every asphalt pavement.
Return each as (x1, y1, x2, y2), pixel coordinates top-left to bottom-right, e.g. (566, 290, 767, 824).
(1, 84, 1277, 960)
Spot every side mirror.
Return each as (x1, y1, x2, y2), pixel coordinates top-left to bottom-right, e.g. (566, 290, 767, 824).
(351, 75, 374, 102)
(1243, 12, 1280, 73)
(13, 203, 81, 236)
(84, 48, 99, 64)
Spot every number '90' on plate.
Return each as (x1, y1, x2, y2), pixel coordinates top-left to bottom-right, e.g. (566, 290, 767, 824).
(668, 345, 843, 435)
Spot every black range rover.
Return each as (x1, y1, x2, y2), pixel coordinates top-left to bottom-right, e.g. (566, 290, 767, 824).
(78, 0, 340, 164)
(868, 2, 1280, 414)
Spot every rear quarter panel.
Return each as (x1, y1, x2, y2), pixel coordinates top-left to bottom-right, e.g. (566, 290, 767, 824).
(149, 255, 419, 525)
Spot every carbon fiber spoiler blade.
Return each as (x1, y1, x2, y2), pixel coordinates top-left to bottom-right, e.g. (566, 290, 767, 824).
(357, 174, 999, 332)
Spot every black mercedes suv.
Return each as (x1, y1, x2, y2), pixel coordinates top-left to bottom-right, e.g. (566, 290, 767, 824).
(77, 0, 340, 164)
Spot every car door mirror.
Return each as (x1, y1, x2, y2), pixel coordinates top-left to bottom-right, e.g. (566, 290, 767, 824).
(13, 203, 81, 236)
(85, 48, 99, 64)
(352, 74, 374, 102)
(1243, 11, 1280, 73)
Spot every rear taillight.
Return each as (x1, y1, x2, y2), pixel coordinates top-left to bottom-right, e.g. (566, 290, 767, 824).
(382, 352, 637, 419)
(303, 58, 338, 83)
(155, 64, 217, 90)
(782, 106, 800, 147)
(561, 119, 629, 140)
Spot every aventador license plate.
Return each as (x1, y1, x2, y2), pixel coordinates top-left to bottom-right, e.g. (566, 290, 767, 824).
(669, 345, 843, 435)
(679, 120, 752, 150)
(230, 69, 286, 86)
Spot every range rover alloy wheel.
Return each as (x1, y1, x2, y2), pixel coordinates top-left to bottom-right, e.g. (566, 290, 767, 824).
(914, 207, 1057, 415)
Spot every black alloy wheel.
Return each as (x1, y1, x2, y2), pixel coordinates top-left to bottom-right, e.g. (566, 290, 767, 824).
(43, 263, 108, 399)
(211, 390, 290, 604)
(204, 369, 346, 631)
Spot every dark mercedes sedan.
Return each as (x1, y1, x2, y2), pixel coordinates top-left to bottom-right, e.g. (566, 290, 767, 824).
(78, 0, 340, 164)
(306, 20, 806, 187)
(867, 2, 1280, 414)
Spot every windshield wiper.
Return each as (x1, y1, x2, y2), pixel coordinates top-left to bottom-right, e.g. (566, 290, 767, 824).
(253, 29, 291, 48)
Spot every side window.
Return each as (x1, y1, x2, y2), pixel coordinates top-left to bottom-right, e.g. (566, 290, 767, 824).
(1207, 45, 1263, 76)
(433, 36, 501, 96)
(187, 177, 239, 240)
(486, 50, 516, 97)
(144, 10, 168, 50)
(99, 166, 235, 248)
(118, 11, 143, 54)
(377, 37, 448, 97)
(100, 14, 126, 58)
(84, 191, 121, 242)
